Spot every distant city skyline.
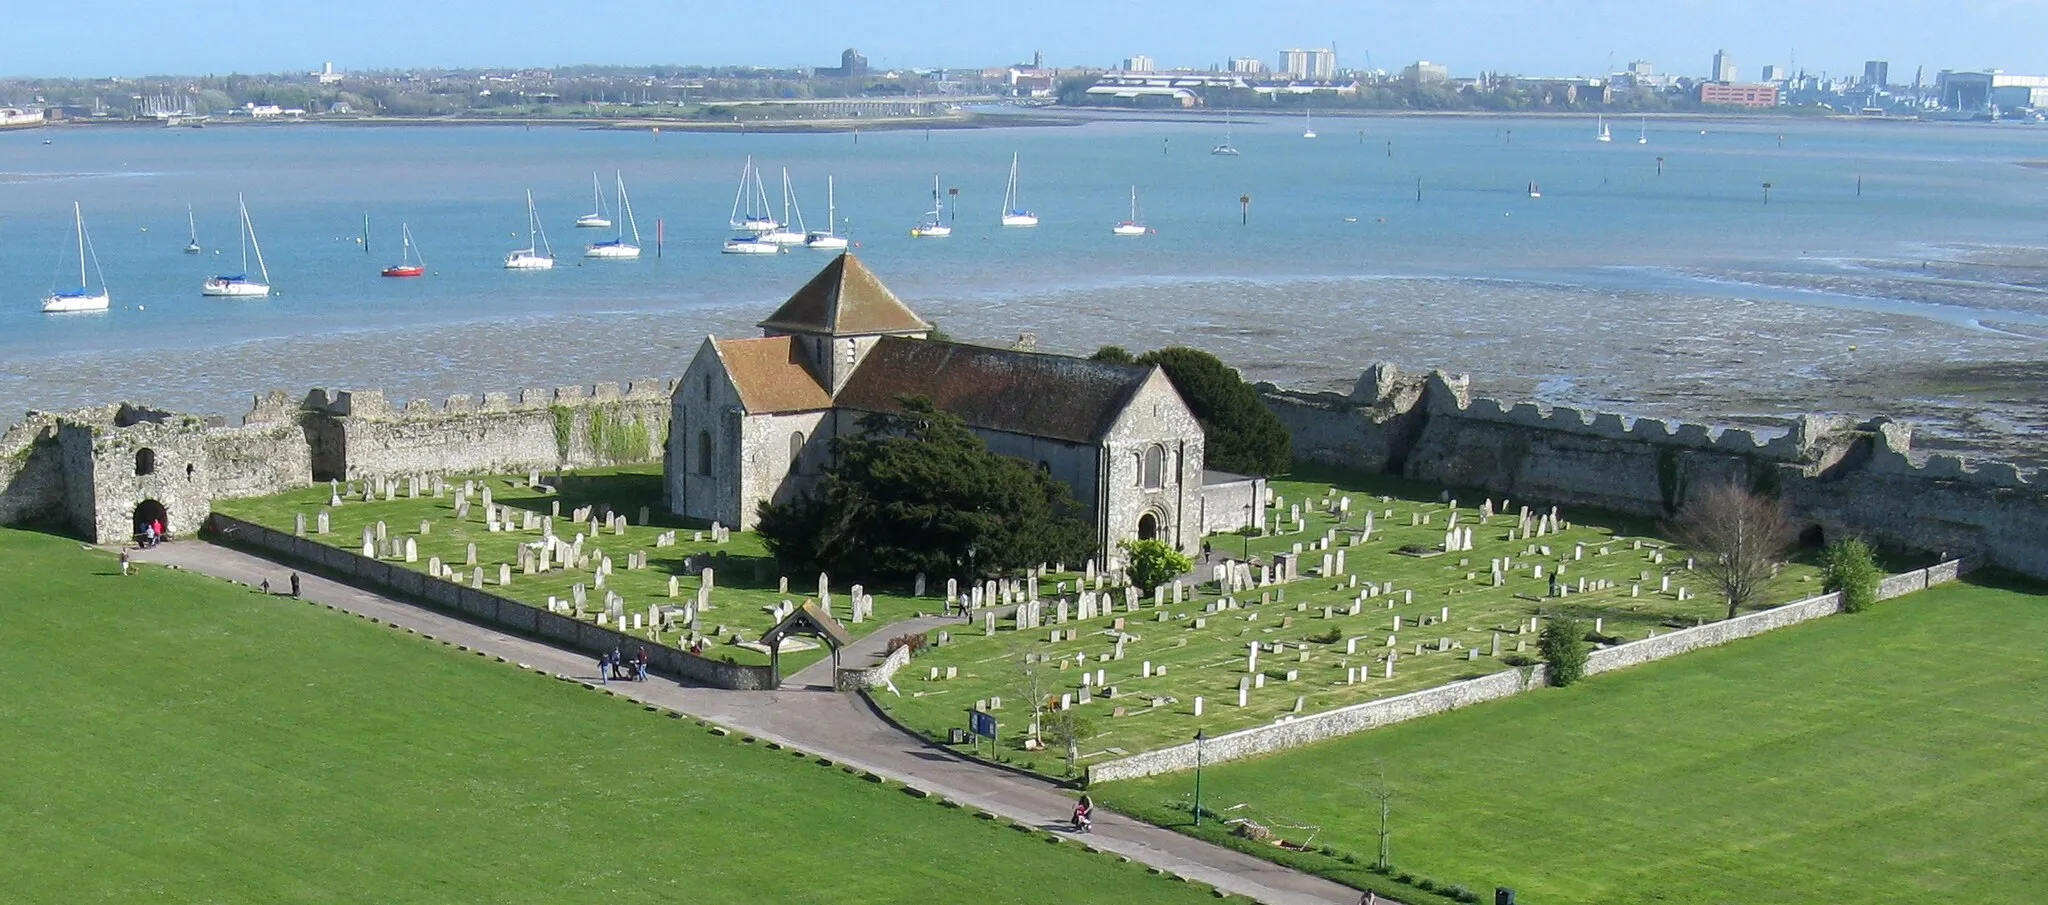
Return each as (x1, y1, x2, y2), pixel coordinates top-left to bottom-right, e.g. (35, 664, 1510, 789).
(5, 0, 2045, 79)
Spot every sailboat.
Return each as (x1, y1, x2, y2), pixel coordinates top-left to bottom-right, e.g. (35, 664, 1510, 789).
(1527, 181, 1542, 199)
(42, 203, 110, 313)
(576, 173, 614, 228)
(1596, 115, 1613, 143)
(1302, 106, 1317, 140)
(761, 169, 809, 245)
(504, 190, 555, 270)
(584, 172, 641, 258)
(182, 205, 201, 254)
(805, 175, 850, 250)
(1637, 115, 1648, 145)
(201, 194, 272, 297)
(1211, 108, 1240, 156)
(910, 174, 951, 238)
(381, 223, 425, 277)
(728, 157, 780, 234)
(1111, 186, 1150, 236)
(1000, 153, 1038, 227)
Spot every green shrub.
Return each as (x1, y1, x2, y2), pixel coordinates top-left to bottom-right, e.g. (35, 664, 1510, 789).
(1501, 653, 1536, 668)
(1309, 627, 1342, 645)
(1417, 877, 1437, 892)
(1539, 615, 1589, 687)
(1822, 536, 1882, 614)
(1444, 885, 1478, 903)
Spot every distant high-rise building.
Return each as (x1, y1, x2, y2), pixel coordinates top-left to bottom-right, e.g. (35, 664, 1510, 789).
(1401, 60, 1449, 84)
(1230, 57, 1269, 75)
(1122, 54, 1156, 73)
(1711, 50, 1736, 82)
(1864, 60, 1890, 88)
(1760, 64, 1785, 82)
(1280, 48, 1338, 80)
(816, 48, 868, 78)
(1627, 60, 1655, 76)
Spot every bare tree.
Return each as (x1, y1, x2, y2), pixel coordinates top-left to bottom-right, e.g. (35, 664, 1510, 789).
(1010, 647, 1051, 747)
(1669, 481, 1794, 620)
(1367, 763, 1394, 871)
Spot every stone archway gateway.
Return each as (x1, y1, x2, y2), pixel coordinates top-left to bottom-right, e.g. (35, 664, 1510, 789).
(1136, 512, 1159, 541)
(758, 601, 853, 687)
(132, 499, 168, 539)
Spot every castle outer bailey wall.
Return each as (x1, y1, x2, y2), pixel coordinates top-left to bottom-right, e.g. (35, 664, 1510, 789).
(1262, 363, 2048, 579)
(0, 414, 67, 529)
(305, 380, 673, 481)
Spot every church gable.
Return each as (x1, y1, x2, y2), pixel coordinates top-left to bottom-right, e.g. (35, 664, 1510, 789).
(712, 337, 832, 414)
(835, 336, 1154, 444)
(758, 253, 931, 338)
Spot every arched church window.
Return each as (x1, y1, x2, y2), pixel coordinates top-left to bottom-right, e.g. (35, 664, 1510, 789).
(1143, 445, 1165, 490)
(789, 432, 806, 475)
(697, 430, 713, 476)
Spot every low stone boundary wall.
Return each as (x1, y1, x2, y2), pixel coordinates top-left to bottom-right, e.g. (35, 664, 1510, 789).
(1087, 561, 1963, 784)
(835, 644, 914, 692)
(205, 513, 776, 691)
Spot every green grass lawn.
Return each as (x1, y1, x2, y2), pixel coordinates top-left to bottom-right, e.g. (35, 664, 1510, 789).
(0, 528, 1222, 905)
(876, 473, 1823, 772)
(215, 468, 958, 670)
(1094, 577, 2048, 905)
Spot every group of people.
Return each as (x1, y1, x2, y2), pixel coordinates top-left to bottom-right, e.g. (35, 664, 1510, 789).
(600, 647, 649, 684)
(136, 518, 167, 548)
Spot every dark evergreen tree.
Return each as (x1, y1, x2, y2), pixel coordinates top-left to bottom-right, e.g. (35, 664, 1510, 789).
(1136, 347, 1291, 475)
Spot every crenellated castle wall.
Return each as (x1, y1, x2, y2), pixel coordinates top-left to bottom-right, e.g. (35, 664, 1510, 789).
(303, 379, 673, 481)
(1263, 363, 2048, 579)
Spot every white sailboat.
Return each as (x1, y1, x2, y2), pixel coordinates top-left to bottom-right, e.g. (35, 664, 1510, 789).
(1527, 181, 1542, 199)
(999, 153, 1039, 227)
(42, 203, 110, 313)
(1637, 115, 1648, 145)
(182, 204, 201, 254)
(1302, 106, 1317, 139)
(910, 174, 951, 238)
(504, 190, 555, 270)
(1596, 115, 1613, 143)
(761, 168, 809, 245)
(584, 172, 641, 258)
(729, 157, 780, 234)
(1111, 186, 1150, 236)
(575, 173, 613, 228)
(1211, 108, 1240, 156)
(805, 175, 850, 250)
(201, 194, 271, 297)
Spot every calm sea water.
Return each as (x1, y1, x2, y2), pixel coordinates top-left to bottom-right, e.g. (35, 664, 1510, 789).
(3, 115, 2046, 455)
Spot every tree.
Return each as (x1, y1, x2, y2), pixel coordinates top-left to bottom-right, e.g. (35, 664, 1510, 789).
(1367, 763, 1395, 870)
(1668, 481, 1795, 620)
(1120, 538, 1192, 592)
(1043, 709, 1094, 771)
(1136, 347, 1290, 476)
(1010, 647, 1052, 748)
(1538, 615, 1589, 686)
(755, 396, 1094, 582)
(1822, 536, 1882, 614)
(1089, 345, 1135, 364)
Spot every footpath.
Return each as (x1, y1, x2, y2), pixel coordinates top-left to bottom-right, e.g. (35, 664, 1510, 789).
(134, 541, 1370, 905)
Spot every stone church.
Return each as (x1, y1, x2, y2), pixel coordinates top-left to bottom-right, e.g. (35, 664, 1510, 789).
(664, 254, 1264, 556)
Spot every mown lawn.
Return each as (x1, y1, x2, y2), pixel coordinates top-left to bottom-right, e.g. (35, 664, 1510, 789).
(1096, 578, 2048, 904)
(0, 528, 1220, 905)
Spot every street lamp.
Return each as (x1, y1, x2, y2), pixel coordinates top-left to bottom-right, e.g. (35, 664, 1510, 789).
(1192, 728, 1207, 826)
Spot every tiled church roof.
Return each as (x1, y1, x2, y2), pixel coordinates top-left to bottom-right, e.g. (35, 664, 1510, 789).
(836, 336, 1154, 444)
(714, 336, 832, 413)
(758, 253, 932, 337)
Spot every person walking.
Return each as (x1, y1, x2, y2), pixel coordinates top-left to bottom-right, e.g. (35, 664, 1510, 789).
(119, 551, 130, 576)
(289, 572, 300, 598)
(598, 652, 611, 686)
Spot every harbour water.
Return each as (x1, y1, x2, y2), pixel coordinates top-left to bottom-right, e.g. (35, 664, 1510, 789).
(3, 115, 2046, 461)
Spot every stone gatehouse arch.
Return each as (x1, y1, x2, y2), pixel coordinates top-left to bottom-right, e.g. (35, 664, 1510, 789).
(132, 499, 168, 538)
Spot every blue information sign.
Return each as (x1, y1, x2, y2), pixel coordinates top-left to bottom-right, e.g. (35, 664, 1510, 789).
(970, 710, 998, 739)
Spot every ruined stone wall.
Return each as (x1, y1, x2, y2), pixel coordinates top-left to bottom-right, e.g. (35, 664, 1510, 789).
(0, 414, 67, 530)
(1264, 363, 2048, 578)
(307, 380, 672, 483)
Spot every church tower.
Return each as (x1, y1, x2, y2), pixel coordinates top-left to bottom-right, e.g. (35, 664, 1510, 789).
(757, 253, 931, 394)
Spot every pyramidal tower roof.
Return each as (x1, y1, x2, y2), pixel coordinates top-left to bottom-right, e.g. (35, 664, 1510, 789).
(758, 253, 932, 337)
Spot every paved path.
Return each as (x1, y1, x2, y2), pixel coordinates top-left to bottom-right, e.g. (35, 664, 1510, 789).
(133, 541, 1368, 905)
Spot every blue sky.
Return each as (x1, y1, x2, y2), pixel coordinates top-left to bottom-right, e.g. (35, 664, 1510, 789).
(8, 0, 2046, 79)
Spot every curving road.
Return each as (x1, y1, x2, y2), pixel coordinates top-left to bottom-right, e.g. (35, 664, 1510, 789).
(133, 541, 1373, 905)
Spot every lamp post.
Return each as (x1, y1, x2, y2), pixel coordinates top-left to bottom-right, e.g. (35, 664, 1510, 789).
(1193, 728, 1207, 826)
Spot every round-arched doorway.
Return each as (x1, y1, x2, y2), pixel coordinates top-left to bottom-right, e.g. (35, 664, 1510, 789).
(1136, 512, 1159, 541)
(133, 499, 168, 541)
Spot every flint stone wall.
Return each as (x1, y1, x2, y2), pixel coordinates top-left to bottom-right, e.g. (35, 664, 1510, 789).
(209, 513, 775, 691)
(834, 643, 914, 692)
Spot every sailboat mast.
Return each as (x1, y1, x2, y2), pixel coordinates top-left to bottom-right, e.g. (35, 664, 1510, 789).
(238, 194, 250, 273)
(74, 203, 87, 288)
(827, 175, 837, 233)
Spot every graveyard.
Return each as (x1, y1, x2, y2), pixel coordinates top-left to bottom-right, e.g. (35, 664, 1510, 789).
(0, 526, 1227, 905)
(213, 467, 948, 672)
(872, 471, 1827, 772)
(1092, 576, 2048, 905)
